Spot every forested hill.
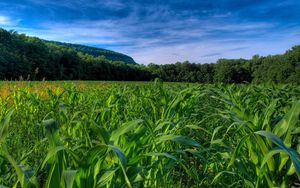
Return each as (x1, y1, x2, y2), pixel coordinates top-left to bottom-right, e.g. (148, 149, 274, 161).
(0, 28, 149, 81)
(47, 41, 136, 64)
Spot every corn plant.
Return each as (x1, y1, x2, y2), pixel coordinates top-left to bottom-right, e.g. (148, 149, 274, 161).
(0, 81, 299, 187)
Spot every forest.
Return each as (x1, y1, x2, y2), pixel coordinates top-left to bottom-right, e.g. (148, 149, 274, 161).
(0, 28, 299, 83)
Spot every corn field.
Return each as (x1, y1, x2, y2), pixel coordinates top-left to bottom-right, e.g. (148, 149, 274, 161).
(0, 81, 299, 187)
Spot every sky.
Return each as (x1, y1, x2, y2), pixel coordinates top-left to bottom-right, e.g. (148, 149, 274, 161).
(0, 0, 300, 64)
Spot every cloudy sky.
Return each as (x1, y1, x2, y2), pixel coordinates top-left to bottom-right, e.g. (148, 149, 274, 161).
(0, 0, 300, 64)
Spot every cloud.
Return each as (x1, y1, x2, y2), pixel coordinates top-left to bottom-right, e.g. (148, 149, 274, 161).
(1, 0, 300, 64)
(0, 16, 10, 25)
(0, 15, 20, 26)
(5, 16, 299, 64)
(129, 35, 300, 65)
(5, 16, 274, 47)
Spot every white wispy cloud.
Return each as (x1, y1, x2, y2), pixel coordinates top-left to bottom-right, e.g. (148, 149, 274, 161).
(0, 15, 21, 26)
(1, 0, 300, 64)
(6, 17, 274, 46)
(5, 17, 298, 64)
(129, 38, 299, 65)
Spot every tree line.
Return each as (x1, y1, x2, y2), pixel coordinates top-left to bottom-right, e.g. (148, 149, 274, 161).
(148, 46, 300, 84)
(0, 28, 299, 83)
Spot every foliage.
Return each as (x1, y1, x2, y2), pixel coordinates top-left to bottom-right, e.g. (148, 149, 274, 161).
(0, 81, 299, 187)
(0, 28, 150, 81)
(50, 42, 136, 64)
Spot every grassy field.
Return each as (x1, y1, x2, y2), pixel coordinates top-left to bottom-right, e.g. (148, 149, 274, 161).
(0, 81, 299, 187)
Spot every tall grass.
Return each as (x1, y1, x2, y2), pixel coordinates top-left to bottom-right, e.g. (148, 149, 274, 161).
(0, 81, 299, 187)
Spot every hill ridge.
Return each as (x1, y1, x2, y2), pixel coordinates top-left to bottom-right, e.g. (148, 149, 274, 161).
(47, 41, 136, 64)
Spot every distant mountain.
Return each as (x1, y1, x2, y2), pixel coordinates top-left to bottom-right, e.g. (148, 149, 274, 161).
(47, 41, 136, 64)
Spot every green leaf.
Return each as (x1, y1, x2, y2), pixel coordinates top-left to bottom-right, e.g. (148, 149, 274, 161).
(63, 170, 77, 188)
(97, 168, 118, 187)
(154, 121, 171, 132)
(108, 145, 132, 188)
(111, 119, 143, 142)
(108, 145, 127, 167)
(212, 171, 237, 184)
(42, 146, 66, 168)
(273, 100, 300, 146)
(254, 134, 275, 172)
(210, 126, 223, 145)
(44, 163, 61, 188)
(156, 134, 201, 147)
(145, 152, 177, 161)
(43, 119, 61, 148)
(228, 134, 250, 168)
(260, 148, 283, 170)
(255, 131, 300, 178)
(0, 110, 14, 143)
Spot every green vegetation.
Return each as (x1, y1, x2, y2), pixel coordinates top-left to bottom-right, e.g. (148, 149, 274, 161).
(149, 48, 300, 83)
(1, 28, 300, 83)
(0, 29, 151, 81)
(0, 81, 299, 187)
(49, 42, 136, 65)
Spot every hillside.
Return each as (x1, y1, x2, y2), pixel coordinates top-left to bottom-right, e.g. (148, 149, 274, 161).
(47, 41, 136, 64)
(0, 28, 151, 81)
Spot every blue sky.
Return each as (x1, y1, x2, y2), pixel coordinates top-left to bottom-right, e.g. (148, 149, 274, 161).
(0, 0, 300, 64)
